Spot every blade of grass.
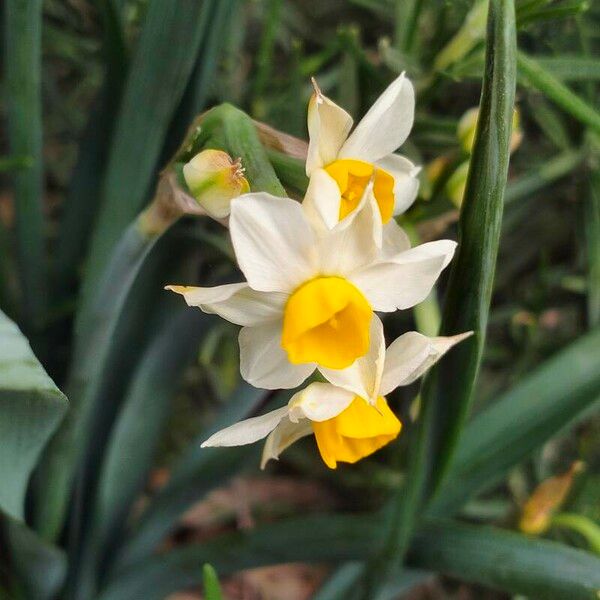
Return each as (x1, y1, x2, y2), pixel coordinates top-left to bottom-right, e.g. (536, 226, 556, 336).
(79, 0, 216, 313)
(429, 327, 600, 516)
(202, 564, 224, 600)
(586, 168, 600, 327)
(98, 516, 600, 600)
(518, 51, 600, 135)
(4, 0, 46, 335)
(367, 0, 517, 588)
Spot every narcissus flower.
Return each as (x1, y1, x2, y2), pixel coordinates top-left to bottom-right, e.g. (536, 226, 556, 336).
(201, 317, 471, 468)
(183, 149, 250, 219)
(305, 73, 420, 228)
(167, 189, 456, 390)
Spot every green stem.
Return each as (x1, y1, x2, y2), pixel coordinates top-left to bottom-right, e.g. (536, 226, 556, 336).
(552, 513, 600, 555)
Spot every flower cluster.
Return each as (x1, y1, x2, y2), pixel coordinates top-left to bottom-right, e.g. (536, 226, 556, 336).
(168, 73, 470, 469)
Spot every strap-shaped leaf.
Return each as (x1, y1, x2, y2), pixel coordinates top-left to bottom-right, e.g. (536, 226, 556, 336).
(0, 310, 67, 521)
(429, 327, 600, 516)
(98, 516, 600, 600)
(370, 0, 517, 585)
(3, 515, 67, 600)
(4, 0, 46, 331)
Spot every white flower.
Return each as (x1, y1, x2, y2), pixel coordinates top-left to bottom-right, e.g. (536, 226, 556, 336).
(167, 188, 455, 390)
(201, 317, 471, 469)
(304, 73, 420, 229)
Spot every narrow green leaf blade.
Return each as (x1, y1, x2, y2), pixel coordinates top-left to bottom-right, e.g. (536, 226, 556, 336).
(371, 0, 517, 584)
(429, 327, 600, 516)
(409, 521, 600, 600)
(0, 310, 68, 521)
(586, 169, 600, 327)
(80, 0, 215, 307)
(202, 563, 224, 600)
(98, 516, 600, 600)
(4, 0, 46, 332)
(518, 51, 600, 134)
(3, 516, 67, 600)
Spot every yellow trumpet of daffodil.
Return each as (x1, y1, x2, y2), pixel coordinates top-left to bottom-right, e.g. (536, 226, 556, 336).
(304, 73, 420, 230)
(200, 317, 471, 468)
(167, 180, 456, 390)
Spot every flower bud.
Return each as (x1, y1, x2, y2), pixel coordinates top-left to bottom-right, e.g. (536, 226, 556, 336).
(457, 107, 523, 155)
(183, 149, 250, 219)
(445, 160, 469, 208)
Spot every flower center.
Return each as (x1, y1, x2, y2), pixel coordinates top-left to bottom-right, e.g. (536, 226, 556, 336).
(312, 396, 402, 468)
(324, 159, 395, 223)
(281, 276, 372, 369)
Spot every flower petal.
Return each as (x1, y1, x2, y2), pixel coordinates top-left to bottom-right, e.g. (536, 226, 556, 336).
(239, 321, 315, 389)
(339, 73, 415, 163)
(350, 240, 457, 311)
(288, 382, 355, 422)
(316, 187, 382, 275)
(261, 417, 313, 468)
(376, 154, 421, 216)
(166, 283, 286, 326)
(229, 194, 317, 293)
(302, 168, 342, 231)
(306, 87, 354, 175)
(319, 315, 386, 403)
(201, 406, 290, 447)
(381, 220, 411, 260)
(380, 331, 472, 395)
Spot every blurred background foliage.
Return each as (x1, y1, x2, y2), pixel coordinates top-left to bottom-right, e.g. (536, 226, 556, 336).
(1, 0, 600, 598)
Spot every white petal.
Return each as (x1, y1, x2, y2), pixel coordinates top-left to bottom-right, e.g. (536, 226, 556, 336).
(229, 194, 317, 293)
(288, 381, 355, 422)
(350, 240, 457, 311)
(318, 315, 386, 403)
(306, 88, 353, 175)
(381, 220, 411, 260)
(165, 283, 285, 326)
(376, 154, 421, 216)
(201, 406, 290, 447)
(316, 187, 382, 275)
(301, 168, 342, 231)
(239, 322, 315, 390)
(339, 73, 415, 163)
(261, 417, 313, 468)
(380, 331, 473, 395)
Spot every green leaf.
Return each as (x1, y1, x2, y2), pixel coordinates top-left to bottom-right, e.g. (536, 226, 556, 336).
(534, 56, 600, 82)
(98, 516, 600, 600)
(429, 327, 600, 516)
(202, 563, 224, 600)
(0, 310, 68, 521)
(3, 516, 67, 600)
(586, 169, 600, 327)
(4, 0, 46, 333)
(518, 51, 600, 135)
(409, 520, 600, 600)
(370, 0, 517, 585)
(53, 0, 129, 297)
(33, 219, 168, 540)
(72, 308, 214, 596)
(80, 0, 216, 309)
